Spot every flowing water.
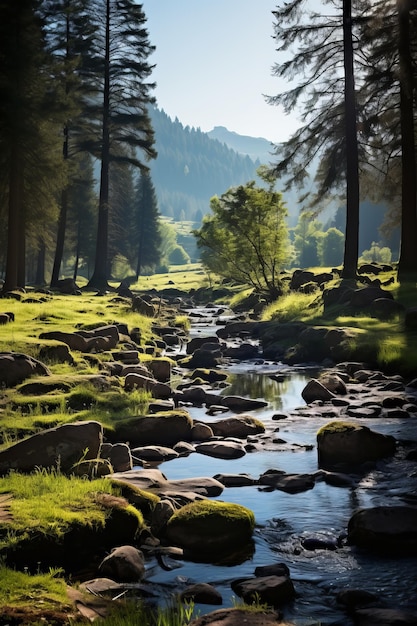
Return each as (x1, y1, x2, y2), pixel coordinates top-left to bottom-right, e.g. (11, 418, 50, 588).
(144, 307, 417, 625)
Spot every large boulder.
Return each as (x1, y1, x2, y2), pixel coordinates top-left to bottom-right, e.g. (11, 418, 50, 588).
(111, 411, 193, 447)
(98, 545, 145, 582)
(209, 415, 265, 438)
(0, 352, 50, 387)
(317, 420, 396, 470)
(347, 506, 417, 554)
(0, 421, 103, 475)
(231, 575, 296, 607)
(164, 499, 255, 561)
(302, 379, 336, 403)
(195, 441, 247, 460)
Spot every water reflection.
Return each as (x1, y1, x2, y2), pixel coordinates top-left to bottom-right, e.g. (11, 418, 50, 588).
(220, 370, 316, 412)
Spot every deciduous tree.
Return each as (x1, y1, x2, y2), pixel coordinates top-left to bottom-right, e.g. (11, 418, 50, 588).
(194, 168, 289, 299)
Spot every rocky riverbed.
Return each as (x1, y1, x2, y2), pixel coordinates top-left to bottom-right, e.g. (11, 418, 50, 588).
(1, 295, 417, 625)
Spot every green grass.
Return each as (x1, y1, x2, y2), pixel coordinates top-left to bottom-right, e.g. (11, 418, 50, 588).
(262, 290, 323, 323)
(0, 566, 70, 611)
(0, 469, 137, 547)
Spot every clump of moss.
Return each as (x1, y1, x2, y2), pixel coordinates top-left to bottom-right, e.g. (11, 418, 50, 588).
(317, 420, 360, 437)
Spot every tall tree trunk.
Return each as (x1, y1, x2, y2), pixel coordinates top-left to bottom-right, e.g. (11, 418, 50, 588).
(35, 238, 46, 286)
(51, 118, 69, 287)
(341, 0, 360, 279)
(87, 0, 111, 291)
(3, 146, 22, 293)
(397, 0, 417, 282)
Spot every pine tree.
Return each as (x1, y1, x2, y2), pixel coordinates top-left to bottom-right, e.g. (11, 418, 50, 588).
(0, 0, 64, 292)
(363, 0, 417, 280)
(268, 0, 371, 278)
(85, 0, 157, 291)
(41, 0, 97, 287)
(134, 171, 161, 279)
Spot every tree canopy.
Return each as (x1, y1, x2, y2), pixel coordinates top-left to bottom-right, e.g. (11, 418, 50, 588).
(194, 168, 289, 299)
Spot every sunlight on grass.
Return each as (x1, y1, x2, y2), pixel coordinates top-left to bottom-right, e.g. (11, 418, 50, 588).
(0, 566, 69, 611)
(262, 291, 323, 323)
(0, 469, 131, 545)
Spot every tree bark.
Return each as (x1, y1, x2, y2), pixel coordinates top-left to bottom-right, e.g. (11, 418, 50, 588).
(87, 0, 111, 291)
(341, 0, 360, 279)
(397, 0, 417, 282)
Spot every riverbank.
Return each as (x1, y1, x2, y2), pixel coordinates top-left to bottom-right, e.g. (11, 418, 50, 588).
(1, 264, 417, 625)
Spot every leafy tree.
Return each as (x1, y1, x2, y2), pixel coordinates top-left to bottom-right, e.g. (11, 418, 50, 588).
(134, 171, 161, 278)
(318, 227, 344, 266)
(85, 0, 156, 290)
(360, 242, 392, 264)
(292, 212, 322, 268)
(169, 245, 190, 266)
(158, 221, 178, 268)
(194, 168, 289, 299)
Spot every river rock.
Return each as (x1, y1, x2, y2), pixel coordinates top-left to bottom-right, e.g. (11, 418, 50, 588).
(350, 286, 394, 308)
(347, 505, 417, 554)
(219, 396, 268, 411)
(39, 330, 98, 352)
(39, 343, 75, 365)
(132, 296, 155, 316)
(180, 583, 223, 605)
(189, 608, 284, 626)
(164, 499, 255, 559)
(98, 545, 145, 582)
(317, 421, 396, 470)
(131, 445, 179, 462)
(231, 575, 295, 607)
(353, 608, 417, 625)
(0, 420, 102, 475)
(209, 415, 265, 438)
(110, 468, 224, 498)
(318, 372, 347, 394)
(213, 473, 258, 487)
(147, 358, 171, 382)
(195, 441, 246, 460)
(112, 411, 193, 447)
(124, 373, 171, 399)
(185, 347, 224, 369)
(186, 336, 221, 354)
(100, 442, 132, 472)
(191, 368, 228, 383)
(302, 379, 336, 403)
(336, 588, 378, 609)
(0, 352, 50, 387)
(191, 422, 214, 441)
(259, 470, 316, 493)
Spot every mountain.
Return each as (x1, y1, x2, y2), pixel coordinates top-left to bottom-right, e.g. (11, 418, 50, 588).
(207, 126, 275, 165)
(148, 108, 260, 223)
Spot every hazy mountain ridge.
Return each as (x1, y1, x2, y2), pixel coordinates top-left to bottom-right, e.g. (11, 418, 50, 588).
(149, 108, 260, 222)
(207, 125, 275, 164)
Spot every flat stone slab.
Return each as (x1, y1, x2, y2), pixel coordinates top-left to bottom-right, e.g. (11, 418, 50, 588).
(110, 468, 224, 497)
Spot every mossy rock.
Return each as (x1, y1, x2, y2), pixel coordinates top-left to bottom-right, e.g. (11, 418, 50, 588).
(3, 493, 143, 574)
(317, 420, 396, 470)
(109, 479, 160, 516)
(190, 368, 228, 383)
(110, 410, 193, 447)
(164, 499, 255, 560)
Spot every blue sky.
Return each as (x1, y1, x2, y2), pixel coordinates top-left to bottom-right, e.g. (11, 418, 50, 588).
(141, 0, 301, 143)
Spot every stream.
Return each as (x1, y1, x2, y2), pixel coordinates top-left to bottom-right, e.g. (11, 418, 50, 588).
(144, 306, 417, 625)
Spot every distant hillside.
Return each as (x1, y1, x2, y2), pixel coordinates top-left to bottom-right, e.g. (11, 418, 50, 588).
(207, 126, 274, 164)
(148, 108, 259, 223)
